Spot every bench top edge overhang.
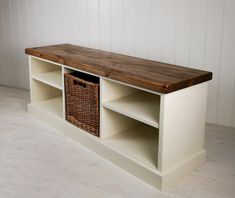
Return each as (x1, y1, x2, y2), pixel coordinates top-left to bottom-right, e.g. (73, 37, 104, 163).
(25, 44, 212, 94)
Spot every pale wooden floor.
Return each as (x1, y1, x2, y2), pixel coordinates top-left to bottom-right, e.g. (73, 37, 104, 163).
(0, 86, 234, 198)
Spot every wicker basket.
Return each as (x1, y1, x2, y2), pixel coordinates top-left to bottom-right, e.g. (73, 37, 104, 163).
(64, 71, 99, 136)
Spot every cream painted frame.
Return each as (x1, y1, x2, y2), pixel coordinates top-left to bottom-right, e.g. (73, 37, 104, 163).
(28, 55, 208, 190)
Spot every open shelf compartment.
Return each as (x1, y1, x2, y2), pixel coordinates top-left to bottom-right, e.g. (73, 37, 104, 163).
(101, 79, 160, 128)
(30, 57, 62, 90)
(30, 79, 63, 118)
(101, 108, 159, 169)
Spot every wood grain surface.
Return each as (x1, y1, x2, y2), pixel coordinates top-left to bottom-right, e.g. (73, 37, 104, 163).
(25, 44, 212, 93)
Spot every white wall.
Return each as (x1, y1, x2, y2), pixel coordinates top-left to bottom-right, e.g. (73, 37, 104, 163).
(0, 0, 234, 128)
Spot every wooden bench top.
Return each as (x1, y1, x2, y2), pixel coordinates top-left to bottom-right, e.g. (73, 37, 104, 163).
(25, 44, 212, 93)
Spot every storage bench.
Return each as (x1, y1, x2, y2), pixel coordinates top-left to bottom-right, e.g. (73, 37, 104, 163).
(25, 44, 212, 190)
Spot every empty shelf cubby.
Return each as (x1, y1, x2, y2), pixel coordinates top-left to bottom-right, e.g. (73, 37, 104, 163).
(101, 79, 160, 128)
(101, 108, 159, 169)
(30, 79, 63, 118)
(30, 57, 62, 90)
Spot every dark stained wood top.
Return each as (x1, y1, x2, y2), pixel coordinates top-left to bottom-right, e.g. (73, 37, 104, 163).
(25, 44, 212, 93)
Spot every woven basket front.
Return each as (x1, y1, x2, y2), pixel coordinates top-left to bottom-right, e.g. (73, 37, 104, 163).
(64, 72, 99, 137)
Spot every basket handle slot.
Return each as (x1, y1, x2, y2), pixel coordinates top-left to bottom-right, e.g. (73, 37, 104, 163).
(73, 79, 86, 88)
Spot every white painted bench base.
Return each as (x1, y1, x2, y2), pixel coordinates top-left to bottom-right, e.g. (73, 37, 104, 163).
(28, 56, 208, 190)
